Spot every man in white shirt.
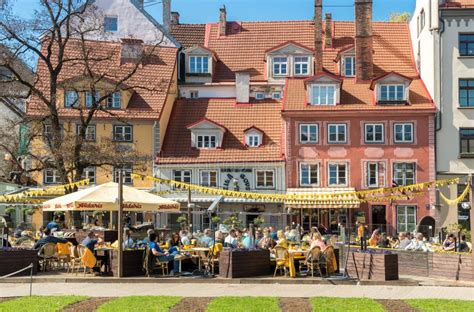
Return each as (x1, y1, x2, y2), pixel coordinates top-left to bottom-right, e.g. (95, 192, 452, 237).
(224, 229, 237, 248)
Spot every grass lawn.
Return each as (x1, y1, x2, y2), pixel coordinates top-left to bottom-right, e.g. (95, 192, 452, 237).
(406, 299, 474, 312)
(311, 297, 385, 312)
(0, 296, 87, 312)
(206, 297, 280, 312)
(97, 296, 182, 312)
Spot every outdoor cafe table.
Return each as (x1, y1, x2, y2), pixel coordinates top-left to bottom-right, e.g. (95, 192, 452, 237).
(94, 246, 114, 275)
(188, 247, 210, 271)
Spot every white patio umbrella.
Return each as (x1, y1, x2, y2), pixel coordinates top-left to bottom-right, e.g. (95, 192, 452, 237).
(42, 182, 180, 212)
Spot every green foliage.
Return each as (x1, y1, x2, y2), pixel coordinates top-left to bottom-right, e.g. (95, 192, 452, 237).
(4, 207, 16, 215)
(406, 299, 474, 312)
(92, 210, 104, 217)
(311, 297, 385, 312)
(0, 296, 87, 312)
(389, 12, 411, 23)
(253, 216, 264, 226)
(222, 214, 243, 229)
(98, 296, 182, 312)
(211, 215, 221, 224)
(176, 214, 187, 224)
(446, 223, 471, 241)
(207, 297, 280, 312)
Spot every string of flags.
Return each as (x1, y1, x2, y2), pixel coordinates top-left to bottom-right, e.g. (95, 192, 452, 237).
(438, 181, 470, 206)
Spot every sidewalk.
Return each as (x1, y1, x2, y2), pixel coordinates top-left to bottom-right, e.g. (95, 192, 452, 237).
(2, 283, 474, 300)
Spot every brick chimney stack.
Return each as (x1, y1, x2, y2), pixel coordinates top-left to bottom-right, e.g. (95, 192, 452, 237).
(171, 12, 180, 25)
(354, 0, 373, 81)
(162, 0, 171, 32)
(314, 0, 323, 73)
(324, 13, 333, 49)
(219, 6, 227, 36)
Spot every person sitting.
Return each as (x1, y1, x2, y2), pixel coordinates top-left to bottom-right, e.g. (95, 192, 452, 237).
(179, 230, 191, 246)
(142, 229, 155, 245)
(15, 231, 34, 246)
(442, 234, 456, 251)
(235, 229, 244, 245)
(167, 232, 182, 255)
(405, 232, 430, 252)
(268, 226, 278, 241)
(378, 232, 390, 248)
(214, 230, 224, 245)
(34, 228, 68, 250)
(46, 216, 61, 231)
(224, 229, 238, 248)
(276, 230, 288, 249)
(287, 229, 300, 243)
(458, 235, 470, 252)
(309, 232, 326, 251)
(368, 229, 381, 247)
(396, 232, 411, 249)
(284, 226, 291, 239)
(148, 233, 179, 276)
(242, 227, 256, 249)
(123, 229, 135, 249)
(255, 229, 263, 246)
(199, 229, 213, 247)
(81, 231, 103, 252)
(258, 228, 276, 250)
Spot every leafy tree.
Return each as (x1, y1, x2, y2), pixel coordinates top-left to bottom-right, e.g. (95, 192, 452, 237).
(389, 12, 411, 23)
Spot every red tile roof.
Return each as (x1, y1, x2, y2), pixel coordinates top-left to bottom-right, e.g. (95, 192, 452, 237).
(157, 99, 284, 164)
(441, 0, 474, 8)
(27, 39, 177, 120)
(170, 24, 206, 49)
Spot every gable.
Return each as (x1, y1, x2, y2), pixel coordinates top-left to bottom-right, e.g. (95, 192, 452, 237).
(266, 41, 313, 55)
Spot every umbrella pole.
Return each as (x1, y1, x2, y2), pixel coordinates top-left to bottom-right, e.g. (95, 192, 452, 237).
(117, 170, 124, 278)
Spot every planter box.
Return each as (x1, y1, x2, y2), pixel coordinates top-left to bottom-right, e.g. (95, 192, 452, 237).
(428, 253, 473, 281)
(110, 249, 145, 277)
(0, 249, 38, 276)
(345, 251, 399, 281)
(219, 249, 271, 278)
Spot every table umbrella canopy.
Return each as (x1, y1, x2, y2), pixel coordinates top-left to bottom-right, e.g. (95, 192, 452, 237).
(42, 182, 180, 212)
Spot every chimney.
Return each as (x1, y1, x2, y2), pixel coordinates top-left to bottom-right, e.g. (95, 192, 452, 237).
(354, 0, 373, 81)
(219, 6, 227, 36)
(171, 12, 180, 25)
(314, 0, 323, 73)
(324, 13, 333, 49)
(235, 72, 250, 104)
(163, 0, 171, 32)
(121, 39, 144, 63)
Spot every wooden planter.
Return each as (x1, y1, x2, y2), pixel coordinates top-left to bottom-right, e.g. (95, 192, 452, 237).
(429, 253, 473, 281)
(345, 251, 399, 281)
(219, 249, 271, 278)
(110, 249, 145, 277)
(0, 249, 38, 276)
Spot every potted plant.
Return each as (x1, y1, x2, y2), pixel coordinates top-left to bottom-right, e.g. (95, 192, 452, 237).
(211, 215, 221, 225)
(5, 207, 16, 216)
(176, 214, 187, 229)
(253, 216, 264, 227)
(223, 214, 242, 229)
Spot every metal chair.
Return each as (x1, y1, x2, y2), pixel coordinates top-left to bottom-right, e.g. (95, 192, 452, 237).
(68, 244, 81, 274)
(300, 246, 324, 277)
(38, 243, 57, 272)
(273, 246, 289, 277)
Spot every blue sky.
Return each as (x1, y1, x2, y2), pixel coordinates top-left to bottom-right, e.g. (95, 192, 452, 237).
(12, 0, 416, 23)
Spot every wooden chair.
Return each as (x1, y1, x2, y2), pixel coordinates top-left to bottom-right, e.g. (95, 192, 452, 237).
(155, 257, 169, 275)
(68, 244, 81, 274)
(38, 243, 57, 272)
(208, 243, 223, 274)
(300, 246, 324, 277)
(273, 246, 289, 277)
(323, 245, 337, 276)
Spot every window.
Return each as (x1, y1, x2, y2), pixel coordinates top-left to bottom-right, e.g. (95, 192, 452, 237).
(85, 91, 100, 108)
(366, 162, 379, 187)
(459, 34, 474, 56)
(393, 162, 416, 186)
(460, 128, 474, 157)
(113, 165, 132, 184)
(174, 170, 192, 183)
(459, 79, 474, 107)
(394, 123, 414, 143)
(343, 56, 355, 77)
(43, 124, 52, 139)
(107, 92, 121, 109)
(365, 123, 384, 144)
(113, 125, 133, 142)
(271, 92, 282, 100)
(397, 205, 416, 233)
(82, 167, 96, 184)
(255, 92, 265, 100)
(200, 170, 218, 187)
(104, 16, 118, 32)
(272, 57, 287, 76)
(196, 135, 217, 149)
(299, 163, 319, 186)
(256, 170, 275, 189)
(246, 134, 261, 147)
(44, 169, 61, 184)
(299, 124, 318, 144)
(327, 124, 347, 144)
(190, 90, 199, 98)
(294, 56, 309, 75)
(328, 163, 347, 186)
(76, 124, 96, 142)
(379, 84, 405, 102)
(311, 85, 336, 105)
(65, 91, 79, 108)
(419, 10, 425, 32)
(189, 56, 209, 73)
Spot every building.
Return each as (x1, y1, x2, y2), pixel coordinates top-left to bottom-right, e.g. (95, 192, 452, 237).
(157, 0, 436, 234)
(410, 0, 474, 229)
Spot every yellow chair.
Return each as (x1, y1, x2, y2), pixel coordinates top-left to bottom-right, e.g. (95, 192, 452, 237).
(208, 243, 223, 273)
(80, 245, 97, 276)
(56, 242, 71, 270)
(273, 246, 290, 277)
(68, 244, 81, 274)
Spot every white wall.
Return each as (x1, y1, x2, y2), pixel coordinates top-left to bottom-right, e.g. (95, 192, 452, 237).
(179, 85, 236, 98)
(0, 101, 22, 178)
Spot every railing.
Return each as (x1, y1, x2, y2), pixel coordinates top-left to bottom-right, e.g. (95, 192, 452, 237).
(0, 263, 34, 296)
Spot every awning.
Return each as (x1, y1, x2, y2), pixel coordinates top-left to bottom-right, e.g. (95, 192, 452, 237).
(285, 188, 361, 209)
(163, 194, 283, 204)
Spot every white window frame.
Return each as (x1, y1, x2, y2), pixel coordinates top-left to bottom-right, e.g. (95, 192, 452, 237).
(364, 123, 384, 144)
(113, 125, 133, 142)
(200, 170, 218, 187)
(104, 16, 118, 32)
(272, 57, 288, 76)
(299, 163, 319, 187)
(366, 162, 379, 188)
(113, 165, 132, 184)
(44, 169, 61, 184)
(76, 124, 96, 142)
(196, 135, 217, 149)
(255, 92, 265, 100)
(107, 92, 121, 109)
(174, 170, 192, 183)
(189, 55, 209, 74)
(271, 91, 282, 100)
(327, 124, 347, 144)
(65, 90, 79, 108)
(82, 167, 96, 184)
(246, 133, 261, 147)
(294, 56, 310, 76)
(310, 84, 336, 105)
(343, 56, 355, 77)
(328, 163, 348, 186)
(85, 91, 100, 108)
(379, 84, 406, 102)
(394, 123, 414, 143)
(393, 162, 416, 186)
(189, 90, 199, 99)
(396, 205, 417, 233)
(299, 124, 318, 144)
(256, 170, 275, 189)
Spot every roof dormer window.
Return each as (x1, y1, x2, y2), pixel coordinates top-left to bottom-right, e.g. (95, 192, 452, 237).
(244, 127, 263, 148)
(379, 84, 405, 102)
(187, 118, 226, 149)
(343, 56, 355, 77)
(189, 56, 209, 74)
(310, 84, 336, 105)
(294, 56, 309, 76)
(272, 57, 288, 76)
(370, 72, 412, 105)
(197, 135, 217, 149)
